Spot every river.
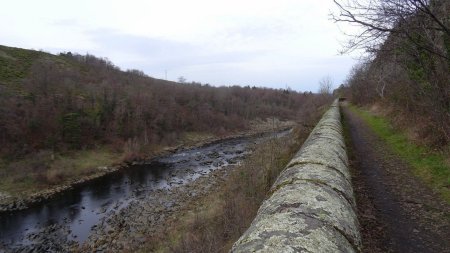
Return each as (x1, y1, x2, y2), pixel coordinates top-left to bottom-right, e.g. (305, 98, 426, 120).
(0, 129, 291, 252)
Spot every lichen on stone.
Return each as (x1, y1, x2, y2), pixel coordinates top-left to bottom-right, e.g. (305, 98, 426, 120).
(231, 100, 361, 253)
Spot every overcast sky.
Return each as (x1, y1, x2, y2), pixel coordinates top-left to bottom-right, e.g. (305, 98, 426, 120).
(0, 0, 359, 91)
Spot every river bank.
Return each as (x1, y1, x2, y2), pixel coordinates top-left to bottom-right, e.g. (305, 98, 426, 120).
(0, 126, 294, 252)
(0, 119, 294, 213)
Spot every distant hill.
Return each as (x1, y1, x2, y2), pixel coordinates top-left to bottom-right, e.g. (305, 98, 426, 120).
(0, 45, 327, 158)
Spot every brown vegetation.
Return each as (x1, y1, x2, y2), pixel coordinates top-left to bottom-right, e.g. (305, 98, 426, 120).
(333, 0, 450, 147)
(0, 45, 332, 197)
(0, 45, 329, 158)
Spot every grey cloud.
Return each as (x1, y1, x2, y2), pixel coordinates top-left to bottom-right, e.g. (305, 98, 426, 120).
(42, 28, 353, 91)
(219, 18, 296, 41)
(51, 19, 82, 27)
(86, 29, 266, 69)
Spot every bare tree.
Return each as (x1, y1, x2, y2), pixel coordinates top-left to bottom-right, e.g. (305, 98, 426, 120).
(177, 76, 187, 83)
(331, 0, 450, 59)
(335, 0, 450, 145)
(318, 76, 333, 95)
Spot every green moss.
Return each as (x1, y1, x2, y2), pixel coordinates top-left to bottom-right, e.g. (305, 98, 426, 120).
(350, 105, 450, 203)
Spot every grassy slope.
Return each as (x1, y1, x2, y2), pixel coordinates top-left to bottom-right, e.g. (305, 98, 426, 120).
(350, 105, 450, 203)
(0, 45, 64, 86)
(0, 46, 42, 83)
(0, 148, 121, 196)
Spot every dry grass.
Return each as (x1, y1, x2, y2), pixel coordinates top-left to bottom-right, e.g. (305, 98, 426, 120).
(181, 132, 216, 145)
(0, 147, 121, 196)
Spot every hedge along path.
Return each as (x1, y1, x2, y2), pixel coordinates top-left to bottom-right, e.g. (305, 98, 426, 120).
(231, 100, 361, 253)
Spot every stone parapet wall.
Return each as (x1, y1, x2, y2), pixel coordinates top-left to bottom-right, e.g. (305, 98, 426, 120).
(231, 100, 361, 253)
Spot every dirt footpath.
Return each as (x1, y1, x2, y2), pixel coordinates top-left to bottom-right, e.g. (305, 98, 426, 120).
(342, 106, 450, 253)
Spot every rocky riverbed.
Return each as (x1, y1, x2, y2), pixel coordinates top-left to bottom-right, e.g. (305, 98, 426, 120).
(0, 129, 291, 252)
(80, 167, 231, 252)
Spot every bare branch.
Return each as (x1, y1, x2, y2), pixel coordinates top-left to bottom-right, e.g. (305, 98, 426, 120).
(331, 0, 450, 59)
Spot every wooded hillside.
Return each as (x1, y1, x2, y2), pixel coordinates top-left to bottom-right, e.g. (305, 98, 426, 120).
(0, 45, 326, 159)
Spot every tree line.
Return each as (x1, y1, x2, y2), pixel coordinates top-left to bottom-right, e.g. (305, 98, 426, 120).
(0, 46, 329, 159)
(333, 0, 450, 146)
